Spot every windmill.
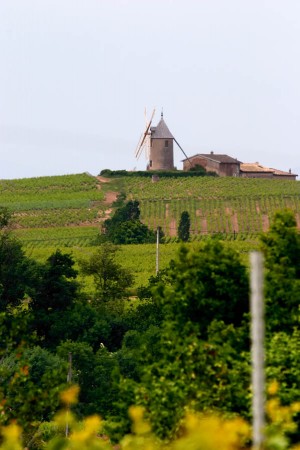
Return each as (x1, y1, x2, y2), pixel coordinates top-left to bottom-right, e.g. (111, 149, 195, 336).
(135, 108, 156, 163)
(134, 109, 191, 171)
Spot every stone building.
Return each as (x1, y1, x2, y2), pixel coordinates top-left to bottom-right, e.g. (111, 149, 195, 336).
(182, 152, 241, 176)
(182, 153, 297, 179)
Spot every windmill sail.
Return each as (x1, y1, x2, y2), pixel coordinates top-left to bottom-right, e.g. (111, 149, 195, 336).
(135, 109, 155, 160)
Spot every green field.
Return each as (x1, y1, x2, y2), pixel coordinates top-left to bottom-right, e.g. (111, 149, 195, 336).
(0, 172, 298, 287)
(22, 239, 260, 291)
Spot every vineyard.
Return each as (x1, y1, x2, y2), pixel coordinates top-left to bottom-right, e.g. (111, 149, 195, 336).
(138, 195, 300, 237)
(123, 177, 300, 237)
(1, 173, 299, 251)
(0, 173, 117, 247)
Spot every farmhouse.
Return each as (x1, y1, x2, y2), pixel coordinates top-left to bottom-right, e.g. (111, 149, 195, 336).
(183, 152, 240, 176)
(182, 152, 298, 180)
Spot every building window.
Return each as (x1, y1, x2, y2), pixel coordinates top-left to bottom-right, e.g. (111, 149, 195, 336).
(165, 140, 169, 147)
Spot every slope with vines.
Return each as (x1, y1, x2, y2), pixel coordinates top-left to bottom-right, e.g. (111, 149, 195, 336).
(1, 173, 122, 247)
(122, 176, 300, 237)
(2, 174, 300, 248)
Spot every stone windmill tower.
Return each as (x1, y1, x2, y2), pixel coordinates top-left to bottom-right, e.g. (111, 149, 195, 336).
(148, 112, 174, 170)
(135, 110, 190, 171)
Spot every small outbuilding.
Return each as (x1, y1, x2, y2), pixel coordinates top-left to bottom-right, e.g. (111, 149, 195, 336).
(240, 163, 297, 180)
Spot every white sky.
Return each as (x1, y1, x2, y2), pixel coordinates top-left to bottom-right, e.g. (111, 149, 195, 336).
(1, 0, 299, 179)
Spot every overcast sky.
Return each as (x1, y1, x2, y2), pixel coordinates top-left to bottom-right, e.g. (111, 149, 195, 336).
(1, 0, 300, 179)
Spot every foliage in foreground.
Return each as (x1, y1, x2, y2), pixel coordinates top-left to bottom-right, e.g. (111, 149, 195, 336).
(1, 384, 300, 450)
(0, 209, 299, 448)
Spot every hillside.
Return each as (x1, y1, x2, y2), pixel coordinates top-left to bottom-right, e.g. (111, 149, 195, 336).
(123, 176, 300, 238)
(0, 173, 121, 247)
(1, 173, 299, 248)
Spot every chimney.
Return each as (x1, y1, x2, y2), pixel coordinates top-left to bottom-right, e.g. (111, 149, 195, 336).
(289, 169, 291, 174)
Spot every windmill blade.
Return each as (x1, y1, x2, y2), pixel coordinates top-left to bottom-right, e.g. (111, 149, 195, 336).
(135, 109, 155, 160)
(174, 137, 193, 166)
(135, 133, 145, 159)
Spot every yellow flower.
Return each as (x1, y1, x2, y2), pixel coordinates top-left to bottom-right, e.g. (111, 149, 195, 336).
(1, 423, 22, 450)
(83, 415, 102, 434)
(60, 385, 80, 405)
(291, 402, 300, 413)
(129, 406, 151, 435)
(129, 405, 144, 422)
(268, 380, 279, 396)
(69, 415, 102, 445)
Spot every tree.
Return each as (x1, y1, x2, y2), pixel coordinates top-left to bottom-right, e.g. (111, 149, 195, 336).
(188, 164, 207, 174)
(111, 241, 250, 439)
(31, 250, 79, 346)
(111, 220, 156, 244)
(155, 241, 249, 336)
(0, 233, 38, 312)
(0, 346, 67, 445)
(0, 206, 12, 229)
(260, 210, 300, 332)
(128, 321, 250, 440)
(33, 250, 78, 311)
(266, 326, 300, 407)
(177, 211, 190, 242)
(56, 340, 98, 415)
(103, 200, 156, 244)
(80, 243, 134, 302)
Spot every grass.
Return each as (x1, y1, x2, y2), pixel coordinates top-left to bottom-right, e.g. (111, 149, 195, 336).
(24, 239, 260, 293)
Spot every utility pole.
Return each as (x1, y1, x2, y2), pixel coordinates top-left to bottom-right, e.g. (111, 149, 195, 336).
(66, 352, 72, 438)
(250, 252, 265, 449)
(156, 227, 159, 275)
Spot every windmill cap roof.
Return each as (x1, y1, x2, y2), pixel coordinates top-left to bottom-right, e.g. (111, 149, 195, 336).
(151, 117, 174, 139)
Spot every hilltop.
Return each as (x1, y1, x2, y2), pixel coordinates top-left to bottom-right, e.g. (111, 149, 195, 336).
(0, 172, 299, 249)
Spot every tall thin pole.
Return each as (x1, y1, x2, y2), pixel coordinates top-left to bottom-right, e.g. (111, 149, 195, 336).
(66, 352, 72, 438)
(67, 352, 72, 384)
(156, 227, 159, 275)
(250, 252, 265, 449)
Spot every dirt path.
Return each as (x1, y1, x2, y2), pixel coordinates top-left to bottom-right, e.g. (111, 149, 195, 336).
(165, 203, 170, 218)
(169, 219, 177, 236)
(96, 176, 119, 205)
(262, 214, 269, 232)
(201, 218, 208, 234)
(232, 213, 239, 232)
(89, 176, 120, 224)
(103, 191, 118, 204)
(97, 176, 112, 183)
